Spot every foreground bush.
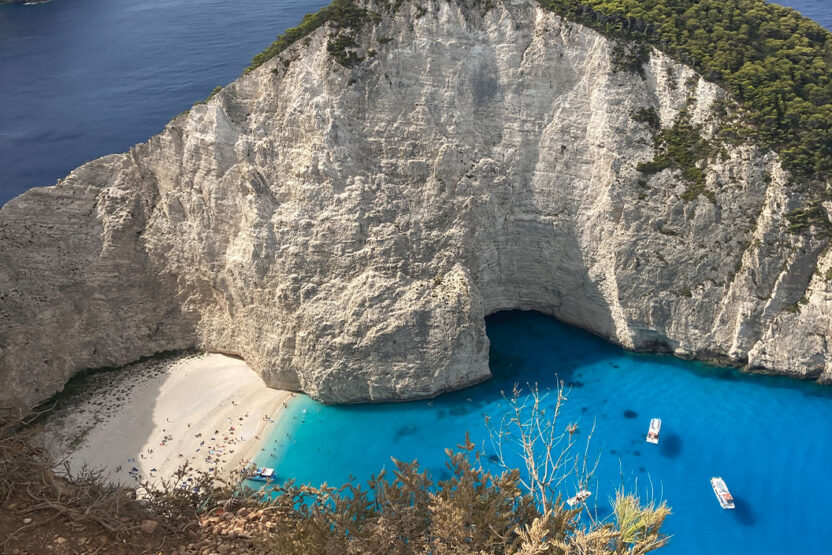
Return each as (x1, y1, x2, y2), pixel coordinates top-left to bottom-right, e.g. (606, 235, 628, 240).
(250, 435, 669, 554)
(1, 382, 669, 553)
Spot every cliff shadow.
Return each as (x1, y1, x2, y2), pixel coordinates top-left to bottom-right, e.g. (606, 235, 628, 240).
(471, 205, 621, 391)
(484, 310, 620, 385)
(35, 354, 169, 487)
(428, 309, 620, 421)
(36, 353, 267, 490)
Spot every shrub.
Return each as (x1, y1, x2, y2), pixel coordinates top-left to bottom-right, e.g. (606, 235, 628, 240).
(246, 0, 369, 73)
(785, 202, 832, 236)
(327, 34, 364, 67)
(638, 110, 714, 201)
(632, 107, 662, 131)
(537, 0, 832, 186)
(611, 42, 651, 77)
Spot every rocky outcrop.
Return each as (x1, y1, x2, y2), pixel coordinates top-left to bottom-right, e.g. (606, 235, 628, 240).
(1, 0, 830, 410)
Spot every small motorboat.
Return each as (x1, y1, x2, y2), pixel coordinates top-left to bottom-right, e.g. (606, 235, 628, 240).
(248, 467, 276, 482)
(646, 418, 661, 444)
(710, 476, 735, 509)
(566, 489, 592, 507)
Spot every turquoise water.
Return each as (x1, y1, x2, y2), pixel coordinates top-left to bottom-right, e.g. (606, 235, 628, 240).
(3, 2, 832, 551)
(257, 311, 832, 554)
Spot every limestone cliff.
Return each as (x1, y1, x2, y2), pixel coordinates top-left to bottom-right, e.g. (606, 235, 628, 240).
(2, 0, 830, 410)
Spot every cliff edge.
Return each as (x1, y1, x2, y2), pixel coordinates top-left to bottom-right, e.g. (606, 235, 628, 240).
(2, 0, 831, 410)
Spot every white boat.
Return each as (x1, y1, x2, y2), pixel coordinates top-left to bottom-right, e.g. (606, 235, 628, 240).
(646, 418, 661, 444)
(248, 467, 276, 482)
(566, 489, 592, 507)
(710, 477, 735, 509)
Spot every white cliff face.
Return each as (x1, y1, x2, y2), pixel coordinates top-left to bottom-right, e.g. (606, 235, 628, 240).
(1, 0, 830, 410)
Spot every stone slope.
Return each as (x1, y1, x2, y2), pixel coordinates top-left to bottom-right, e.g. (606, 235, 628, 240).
(1, 0, 830, 410)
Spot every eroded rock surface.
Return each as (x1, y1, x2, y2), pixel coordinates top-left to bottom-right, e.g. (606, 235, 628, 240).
(2, 0, 830, 410)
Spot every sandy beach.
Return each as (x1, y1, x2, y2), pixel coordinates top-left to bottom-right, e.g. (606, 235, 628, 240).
(40, 353, 292, 488)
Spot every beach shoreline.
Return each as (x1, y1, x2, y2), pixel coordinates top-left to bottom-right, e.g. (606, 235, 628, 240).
(38, 353, 292, 489)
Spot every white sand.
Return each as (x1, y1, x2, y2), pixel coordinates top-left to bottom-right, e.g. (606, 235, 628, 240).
(44, 353, 291, 488)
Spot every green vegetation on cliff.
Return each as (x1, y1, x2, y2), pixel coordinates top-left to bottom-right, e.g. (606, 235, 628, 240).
(249, 0, 832, 192)
(539, 0, 832, 187)
(246, 0, 369, 73)
(637, 110, 716, 202)
(2, 392, 670, 554)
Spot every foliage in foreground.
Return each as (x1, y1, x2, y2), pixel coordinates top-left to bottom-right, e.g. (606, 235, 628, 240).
(0, 409, 227, 550)
(251, 435, 670, 553)
(2, 383, 670, 554)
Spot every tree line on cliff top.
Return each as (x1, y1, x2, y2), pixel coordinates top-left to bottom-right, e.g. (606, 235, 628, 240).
(540, 0, 832, 188)
(248, 0, 832, 196)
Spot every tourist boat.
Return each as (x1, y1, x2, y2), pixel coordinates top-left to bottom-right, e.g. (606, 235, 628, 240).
(248, 467, 276, 482)
(710, 477, 735, 509)
(566, 489, 592, 507)
(646, 418, 661, 444)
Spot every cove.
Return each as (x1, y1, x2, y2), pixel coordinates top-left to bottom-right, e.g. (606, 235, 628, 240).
(256, 311, 832, 554)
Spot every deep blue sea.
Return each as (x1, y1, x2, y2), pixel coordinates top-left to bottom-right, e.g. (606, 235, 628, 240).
(0, 0, 328, 206)
(260, 311, 832, 554)
(3, 1, 832, 553)
(0, 0, 830, 205)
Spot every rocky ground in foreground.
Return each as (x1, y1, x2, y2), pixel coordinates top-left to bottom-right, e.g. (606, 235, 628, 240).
(1, 495, 274, 555)
(1, 406, 670, 555)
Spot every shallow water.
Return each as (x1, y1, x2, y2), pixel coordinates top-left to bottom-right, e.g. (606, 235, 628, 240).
(257, 311, 832, 554)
